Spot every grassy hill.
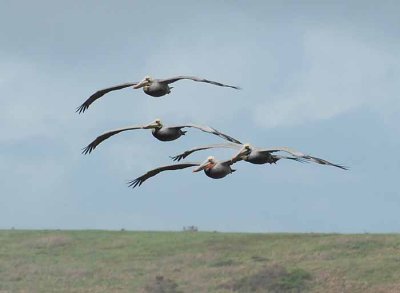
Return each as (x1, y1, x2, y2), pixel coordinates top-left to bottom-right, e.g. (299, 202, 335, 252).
(1, 230, 400, 292)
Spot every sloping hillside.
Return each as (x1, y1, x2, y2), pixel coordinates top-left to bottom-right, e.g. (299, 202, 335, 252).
(1, 231, 399, 292)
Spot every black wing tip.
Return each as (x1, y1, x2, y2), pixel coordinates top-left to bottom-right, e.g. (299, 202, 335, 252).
(127, 178, 142, 189)
(170, 155, 180, 162)
(76, 104, 88, 114)
(169, 155, 185, 162)
(337, 165, 349, 170)
(307, 155, 349, 171)
(208, 127, 241, 144)
(81, 144, 95, 155)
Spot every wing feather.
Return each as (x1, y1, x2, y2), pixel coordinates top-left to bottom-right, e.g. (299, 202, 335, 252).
(76, 82, 137, 114)
(171, 124, 242, 144)
(82, 126, 144, 154)
(127, 163, 200, 188)
(170, 143, 240, 162)
(258, 147, 348, 170)
(158, 76, 241, 89)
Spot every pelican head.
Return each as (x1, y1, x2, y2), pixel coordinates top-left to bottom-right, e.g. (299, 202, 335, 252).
(133, 75, 153, 89)
(144, 118, 163, 129)
(193, 156, 216, 172)
(232, 143, 252, 162)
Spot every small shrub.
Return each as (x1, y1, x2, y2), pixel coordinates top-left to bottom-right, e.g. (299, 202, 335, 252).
(144, 275, 182, 293)
(209, 259, 237, 267)
(182, 226, 198, 232)
(251, 255, 269, 262)
(221, 264, 312, 292)
(278, 268, 312, 291)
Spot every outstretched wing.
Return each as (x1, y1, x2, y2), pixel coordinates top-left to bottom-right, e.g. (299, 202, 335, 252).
(158, 76, 241, 89)
(127, 163, 200, 188)
(272, 155, 309, 164)
(82, 126, 144, 154)
(258, 147, 348, 170)
(171, 124, 242, 144)
(76, 82, 137, 114)
(170, 143, 241, 162)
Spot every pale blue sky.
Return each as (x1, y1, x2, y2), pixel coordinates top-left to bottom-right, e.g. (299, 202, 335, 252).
(1, 1, 399, 232)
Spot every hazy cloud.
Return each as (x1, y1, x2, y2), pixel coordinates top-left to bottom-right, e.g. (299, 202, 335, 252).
(254, 28, 400, 128)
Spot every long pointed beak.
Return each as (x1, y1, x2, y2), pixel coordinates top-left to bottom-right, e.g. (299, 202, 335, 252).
(193, 160, 211, 172)
(143, 122, 159, 129)
(133, 78, 149, 89)
(231, 148, 249, 162)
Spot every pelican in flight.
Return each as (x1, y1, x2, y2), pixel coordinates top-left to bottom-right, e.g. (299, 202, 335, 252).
(171, 142, 348, 170)
(82, 119, 241, 155)
(128, 156, 236, 189)
(76, 75, 240, 114)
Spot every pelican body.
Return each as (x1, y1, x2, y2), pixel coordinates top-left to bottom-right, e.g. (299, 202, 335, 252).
(76, 75, 240, 114)
(171, 143, 302, 165)
(171, 142, 347, 170)
(82, 119, 241, 155)
(193, 157, 236, 179)
(151, 126, 186, 141)
(133, 75, 240, 97)
(244, 150, 281, 164)
(128, 156, 236, 189)
(232, 144, 347, 169)
(136, 79, 171, 97)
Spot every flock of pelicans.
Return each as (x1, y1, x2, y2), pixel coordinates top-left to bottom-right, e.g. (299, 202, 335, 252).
(77, 75, 347, 189)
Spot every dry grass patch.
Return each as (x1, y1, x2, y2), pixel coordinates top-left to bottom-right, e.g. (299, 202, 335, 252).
(312, 269, 368, 293)
(367, 283, 400, 293)
(100, 239, 132, 250)
(27, 235, 72, 249)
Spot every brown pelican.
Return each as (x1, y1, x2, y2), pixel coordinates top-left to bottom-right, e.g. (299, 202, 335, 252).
(171, 142, 348, 170)
(128, 156, 236, 188)
(76, 75, 240, 114)
(82, 119, 241, 155)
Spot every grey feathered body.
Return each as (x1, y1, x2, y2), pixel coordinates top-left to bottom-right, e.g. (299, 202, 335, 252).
(245, 150, 278, 164)
(143, 81, 171, 97)
(204, 162, 235, 179)
(152, 127, 185, 141)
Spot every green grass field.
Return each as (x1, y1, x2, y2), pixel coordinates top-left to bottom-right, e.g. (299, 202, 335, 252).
(1, 230, 400, 292)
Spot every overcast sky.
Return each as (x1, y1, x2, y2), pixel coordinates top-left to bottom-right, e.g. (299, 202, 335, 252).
(1, 1, 399, 232)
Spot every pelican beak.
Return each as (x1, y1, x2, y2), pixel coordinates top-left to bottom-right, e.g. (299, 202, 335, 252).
(143, 122, 159, 129)
(193, 159, 212, 172)
(232, 146, 251, 162)
(133, 78, 150, 89)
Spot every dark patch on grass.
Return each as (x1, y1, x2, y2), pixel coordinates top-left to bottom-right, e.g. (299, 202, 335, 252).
(318, 238, 383, 257)
(251, 255, 269, 262)
(145, 275, 183, 293)
(221, 264, 312, 292)
(279, 268, 312, 292)
(344, 240, 381, 251)
(209, 259, 238, 267)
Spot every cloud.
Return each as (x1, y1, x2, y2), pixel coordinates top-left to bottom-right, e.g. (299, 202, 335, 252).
(253, 28, 400, 128)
